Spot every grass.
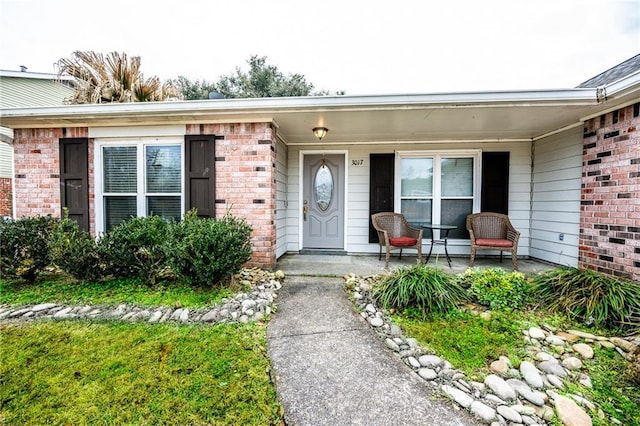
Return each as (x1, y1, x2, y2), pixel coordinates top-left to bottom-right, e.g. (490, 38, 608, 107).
(0, 273, 237, 308)
(392, 307, 639, 425)
(395, 308, 526, 379)
(0, 320, 283, 425)
(563, 346, 640, 426)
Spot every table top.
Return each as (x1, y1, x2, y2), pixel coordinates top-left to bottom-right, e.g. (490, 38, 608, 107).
(422, 224, 458, 230)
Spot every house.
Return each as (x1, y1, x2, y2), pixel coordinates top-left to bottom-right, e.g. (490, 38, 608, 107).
(0, 56, 638, 281)
(0, 68, 75, 217)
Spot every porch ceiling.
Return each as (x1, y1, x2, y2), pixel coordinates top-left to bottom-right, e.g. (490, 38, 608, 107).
(1, 84, 639, 145)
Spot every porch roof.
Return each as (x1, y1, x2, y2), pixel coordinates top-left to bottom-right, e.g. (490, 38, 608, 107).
(1, 70, 639, 145)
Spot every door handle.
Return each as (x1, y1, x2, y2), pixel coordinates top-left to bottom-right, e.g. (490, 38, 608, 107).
(303, 205, 308, 221)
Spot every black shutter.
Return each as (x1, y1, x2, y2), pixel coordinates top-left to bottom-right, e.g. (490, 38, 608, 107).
(369, 153, 395, 243)
(185, 135, 216, 218)
(481, 152, 510, 214)
(59, 138, 89, 231)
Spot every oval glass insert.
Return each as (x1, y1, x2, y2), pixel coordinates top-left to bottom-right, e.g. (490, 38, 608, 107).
(314, 164, 333, 211)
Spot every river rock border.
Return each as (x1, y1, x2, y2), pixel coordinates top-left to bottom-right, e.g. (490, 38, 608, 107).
(0, 268, 284, 325)
(345, 273, 639, 426)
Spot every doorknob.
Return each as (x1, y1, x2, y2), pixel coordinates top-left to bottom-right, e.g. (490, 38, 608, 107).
(303, 200, 308, 221)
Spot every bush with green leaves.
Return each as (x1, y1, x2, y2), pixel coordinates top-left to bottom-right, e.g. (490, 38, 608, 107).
(0, 216, 58, 283)
(532, 267, 640, 330)
(99, 215, 173, 283)
(373, 264, 466, 318)
(166, 211, 252, 287)
(458, 267, 530, 311)
(48, 214, 103, 281)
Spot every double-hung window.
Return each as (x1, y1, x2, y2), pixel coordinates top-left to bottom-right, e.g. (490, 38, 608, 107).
(98, 141, 183, 232)
(397, 151, 480, 239)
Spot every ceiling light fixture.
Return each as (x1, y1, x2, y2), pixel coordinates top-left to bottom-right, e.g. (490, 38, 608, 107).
(312, 126, 329, 141)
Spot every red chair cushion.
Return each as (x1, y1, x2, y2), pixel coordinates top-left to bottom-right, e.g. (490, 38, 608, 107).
(389, 236, 418, 246)
(476, 238, 513, 248)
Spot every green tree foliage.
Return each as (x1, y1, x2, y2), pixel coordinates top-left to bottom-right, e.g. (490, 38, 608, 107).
(216, 55, 318, 98)
(57, 51, 181, 104)
(172, 75, 218, 100)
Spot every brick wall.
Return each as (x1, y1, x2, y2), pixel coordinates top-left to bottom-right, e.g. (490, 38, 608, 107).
(186, 123, 277, 268)
(13, 128, 90, 222)
(580, 103, 640, 282)
(0, 177, 11, 217)
(13, 128, 63, 218)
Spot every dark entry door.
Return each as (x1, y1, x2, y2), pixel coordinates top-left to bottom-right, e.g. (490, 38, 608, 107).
(302, 154, 344, 249)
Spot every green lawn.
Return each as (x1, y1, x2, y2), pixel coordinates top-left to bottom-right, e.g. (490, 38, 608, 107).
(0, 273, 236, 308)
(395, 309, 640, 426)
(0, 321, 283, 425)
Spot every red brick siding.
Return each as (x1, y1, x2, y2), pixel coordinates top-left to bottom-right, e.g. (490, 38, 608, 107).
(13, 128, 91, 222)
(580, 103, 640, 282)
(0, 177, 12, 217)
(186, 123, 277, 268)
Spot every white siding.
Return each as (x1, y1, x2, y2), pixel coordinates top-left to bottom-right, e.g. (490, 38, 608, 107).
(0, 142, 12, 178)
(275, 138, 288, 258)
(286, 141, 532, 258)
(530, 127, 582, 266)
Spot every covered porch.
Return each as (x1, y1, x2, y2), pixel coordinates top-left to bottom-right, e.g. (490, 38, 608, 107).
(275, 253, 556, 277)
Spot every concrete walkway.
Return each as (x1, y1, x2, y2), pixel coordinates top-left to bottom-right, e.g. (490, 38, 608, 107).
(266, 274, 479, 425)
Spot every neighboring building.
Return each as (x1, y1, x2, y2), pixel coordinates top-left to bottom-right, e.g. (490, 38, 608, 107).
(0, 57, 638, 281)
(0, 69, 74, 217)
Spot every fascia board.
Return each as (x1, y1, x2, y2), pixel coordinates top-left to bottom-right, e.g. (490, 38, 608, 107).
(0, 88, 599, 128)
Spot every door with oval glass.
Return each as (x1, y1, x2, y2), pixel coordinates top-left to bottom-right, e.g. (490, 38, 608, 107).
(303, 154, 344, 249)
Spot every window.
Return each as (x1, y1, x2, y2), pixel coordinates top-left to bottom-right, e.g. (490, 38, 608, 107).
(397, 151, 479, 239)
(97, 141, 183, 232)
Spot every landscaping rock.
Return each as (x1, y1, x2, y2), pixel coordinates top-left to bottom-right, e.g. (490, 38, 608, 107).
(506, 378, 545, 406)
(485, 374, 517, 402)
(537, 360, 567, 377)
(497, 405, 522, 423)
(418, 354, 442, 368)
(610, 337, 636, 353)
(572, 343, 594, 359)
(490, 359, 509, 375)
(554, 394, 592, 426)
(520, 360, 544, 389)
(442, 384, 474, 408)
(562, 357, 583, 371)
(529, 327, 547, 340)
(567, 330, 597, 340)
(31, 303, 57, 312)
(418, 368, 437, 380)
(470, 401, 497, 422)
(369, 317, 384, 327)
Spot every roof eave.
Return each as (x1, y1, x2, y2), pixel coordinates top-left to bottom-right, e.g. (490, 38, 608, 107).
(0, 88, 600, 129)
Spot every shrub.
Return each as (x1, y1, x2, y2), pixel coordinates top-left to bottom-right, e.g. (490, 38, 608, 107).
(0, 216, 58, 283)
(99, 215, 173, 283)
(49, 214, 103, 281)
(532, 267, 640, 329)
(166, 211, 252, 287)
(373, 264, 466, 318)
(458, 267, 530, 310)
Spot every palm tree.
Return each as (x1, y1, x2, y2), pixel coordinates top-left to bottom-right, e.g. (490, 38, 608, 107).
(56, 51, 181, 104)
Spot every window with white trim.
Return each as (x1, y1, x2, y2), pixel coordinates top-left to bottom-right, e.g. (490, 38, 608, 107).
(97, 141, 183, 232)
(397, 151, 480, 239)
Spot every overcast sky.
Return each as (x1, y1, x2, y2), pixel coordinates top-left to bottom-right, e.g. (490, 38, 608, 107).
(1, 0, 638, 95)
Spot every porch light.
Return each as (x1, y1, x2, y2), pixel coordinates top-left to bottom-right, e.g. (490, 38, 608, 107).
(312, 126, 329, 141)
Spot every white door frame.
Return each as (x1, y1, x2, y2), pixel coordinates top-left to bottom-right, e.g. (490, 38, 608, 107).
(298, 150, 349, 250)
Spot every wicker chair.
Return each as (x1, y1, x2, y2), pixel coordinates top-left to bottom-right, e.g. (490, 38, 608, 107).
(466, 212, 520, 270)
(371, 212, 423, 268)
